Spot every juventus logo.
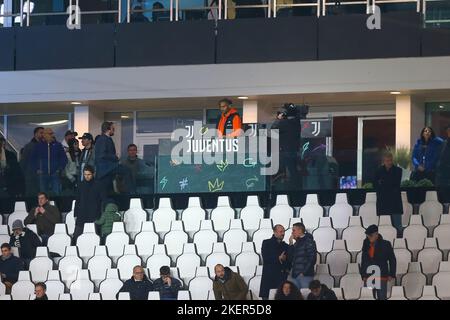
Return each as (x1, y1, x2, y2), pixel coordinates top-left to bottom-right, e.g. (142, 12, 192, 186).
(311, 121, 321, 137)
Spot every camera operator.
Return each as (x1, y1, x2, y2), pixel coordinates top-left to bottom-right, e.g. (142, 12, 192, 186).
(271, 104, 302, 189)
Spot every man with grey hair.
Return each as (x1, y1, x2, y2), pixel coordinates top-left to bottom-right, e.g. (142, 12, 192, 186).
(117, 265, 153, 300)
(259, 224, 290, 299)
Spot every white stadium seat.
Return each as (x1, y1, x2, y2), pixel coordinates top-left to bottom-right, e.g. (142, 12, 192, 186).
(76, 223, 100, 264)
(419, 285, 440, 300)
(146, 244, 171, 281)
(235, 242, 259, 283)
(401, 262, 427, 300)
(117, 245, 142, 281)
(70, 270, 94, 300)
(314, 264, 334, 289)
(124, 200, 147, 240)
(393, 239, 413, 281)
(419, 191, 443, 231)
(240, 196, 264, 237)
(417, 238, 443, 278)
(313, 218, 337, 255)
(87, 246, 112, 287)
(403, 215, 428, 258)
(152, 198, 177, 238)
(99, 269, 124, 300)
(11, 271, 34, 300)
(189, 267, 213, 300)
(193, 220, 218, 262)
(47, 224, 71, 257)
(105, 222, 129, 265)
(181, 197, 206, 239)
(358, 201, 378, 229)
(58, 246, 83, 288)
(389, 286, 407, 300)
(299, 194, 323, 233)
(401, 192, 413, 228)
(326, 240, 351, 285)
(359, 287, 375, 300)
(134, 221, 159, 262)
(432, 261, 450, 300)
(252, 219, 274, 257)
(269, 195, 294, 229)
(223, 219, 248, 260)
(433, 215, 450, 260)
(329, 193, 353, 230)
(45, 270, 65, 300)
(29, 247, 53, 283)
(206, 243, 231, 277)
(164, 221, 189, 261)
(247, 266, 263, 300)
(339, 263, 363, 300)
(342, 217, 366, 253)
(176, 243, 201, 285)
(210, 196, 235, 239)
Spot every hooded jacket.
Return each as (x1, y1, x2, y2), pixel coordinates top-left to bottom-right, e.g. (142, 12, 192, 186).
(216, 108, 242, 137)
(9, 228, 42, 260)
(95, 203, 122, 237)
(289, 233, 317, 278)
(117, 275, 154, 300)
(412, 137, 444, 172)
(213, 267, 248, 300)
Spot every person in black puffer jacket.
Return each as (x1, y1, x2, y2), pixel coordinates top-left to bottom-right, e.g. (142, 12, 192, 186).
(117, 266, 153, 300)
(288, 222, 317, 289)
(9, 220, 41, 268)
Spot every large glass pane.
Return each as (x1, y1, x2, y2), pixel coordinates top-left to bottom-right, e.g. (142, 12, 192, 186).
(136, 109, 202, 134)
(426, 102, 450, 138)
(104, 111, 134, 159)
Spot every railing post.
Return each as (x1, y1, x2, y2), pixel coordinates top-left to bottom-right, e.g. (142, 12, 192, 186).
(422, 0, 426, 16)
(170, 0, 173, 21)
(218, 0, 222, 20)
(75, 0, 80, 26)
(127, 0, 131, 23)
(224, 0, 228, 19)
(176, 0, 179, 21)
(118, 0, 122, 23)
(322, 0, 326, 17)
(268, 0, 271, 18)
(273, 0, 277, 18)
(20, 0, 24, 27)
(317, 0, 320, 17)
(416, 0, 421, 13)
(26, 0, 30, 26)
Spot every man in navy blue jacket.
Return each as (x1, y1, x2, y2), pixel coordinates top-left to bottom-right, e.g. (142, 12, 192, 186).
(259, 224, 290, 299)
(32, 128, 67, 195)
(117, 265, 153, 300)
(0, 243, 25, 294)
(95, 121, 119, 195)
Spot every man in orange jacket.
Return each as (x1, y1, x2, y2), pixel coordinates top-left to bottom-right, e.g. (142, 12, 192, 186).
(216, 98, 242, 138)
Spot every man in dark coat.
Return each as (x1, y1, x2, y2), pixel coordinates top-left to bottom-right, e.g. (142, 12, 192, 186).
(9, 220, 41, 268)
(288, 222, 317, 289)
(307, 280, 338, 300)
(95, 121, 119, 195)
(0, 243, 25, 294)
(213, 264, 248, 300)
(117, 265, 153, 300)
(152, 266, 182, 300)
(259, 224, 290, 299)
(360, 225, 397, 300)
(373, 152, 403, 237)
(436, 125, 450, 194)
(0, 137, 24, 197)
(24, 192, 61, 246)
(72, 165, 107, 244)
(20, 127, 44, 196)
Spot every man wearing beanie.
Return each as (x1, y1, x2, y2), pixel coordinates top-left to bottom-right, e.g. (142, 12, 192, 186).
(9, 220, 41, 268)
(360, 224, 397, 300)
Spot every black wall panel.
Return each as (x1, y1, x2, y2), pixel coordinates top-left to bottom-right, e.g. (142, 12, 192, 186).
(0, 28, 15, 71)
(421, 27, 450, 57)
(15, 24, 115, 70)
(318, 12, 421, 60)
(216, 17, 318, 63)
(115, 20, 215, 67)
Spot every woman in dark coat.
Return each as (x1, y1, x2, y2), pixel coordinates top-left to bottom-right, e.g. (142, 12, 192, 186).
(373, 152, 403, 237)
(274, 281, 303, 300)
(259, 226, 290, 299)
(411, 126, 443, 182)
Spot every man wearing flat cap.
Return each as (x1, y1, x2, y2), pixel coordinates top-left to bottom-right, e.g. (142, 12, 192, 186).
(360, 224, 397, 300)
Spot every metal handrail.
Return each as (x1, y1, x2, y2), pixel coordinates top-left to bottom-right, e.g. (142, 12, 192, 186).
(322, 0, 371, 16)
(273, 0, 321, 18)
(373, 0, 422, 12)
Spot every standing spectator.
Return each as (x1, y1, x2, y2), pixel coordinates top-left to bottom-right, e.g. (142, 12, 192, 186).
(373, 152, 404, 237)
(274, 280, 303, 300)
(72, 165, 106, 244)
(62, 138, 81, 194)
(61, 130, 78, 153)
(307, 280, 337, 300)
(0, 137, 24, 211)
(95, 202, 121, 245)
(259, 224, 290, 299)
(20, 127, 44, 196)
(117, 265, 153, 300)
(95, 121, 119, 195)
(32, 128, 67, 195)
(213, 264, 248, 300)
(0, 243, 24, 294)
(78, 133, 95, 182)
(130, 5, 150, 22)
(288, 222, 317, 289)
(436, 125, 450, 189)
(120, 144, 153, 195)
(9, 220, 41, 268)
(216, 98, 242, 138)
(24, 192, 61, 246)
(34, 282, 48, 300)
(153, 266, 182, 300)
(360, 225, 396, 300)
(411, 126, 443, 182)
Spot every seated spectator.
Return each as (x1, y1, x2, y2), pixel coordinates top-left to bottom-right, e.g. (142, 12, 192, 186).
(274, 280, 303, 300)
(34, 282, 48, 300)
(153, 266, 182, 300)
(307, 280, 337, 300)
(9, 220, 41, 268)
(213, 264, 248, 300)
(95, 203, 122, 245)
(117, 265, 153, 300)
(0, 243, 25, 294)
(24, 192, 61, 246)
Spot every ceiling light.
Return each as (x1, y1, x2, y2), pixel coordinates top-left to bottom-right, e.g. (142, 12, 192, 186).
(237, 96, 249, 100)
(30, 120, 68, 126)
(390, 91, 401, 95)
(439, 105, 445, 109)
(71, 102, 82, 105)
(121, 115, 130, 119)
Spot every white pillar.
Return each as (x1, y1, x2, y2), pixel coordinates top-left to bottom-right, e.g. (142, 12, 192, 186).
(73, 105, 103, 138)
(242, 100, 258, 124)
(395, 95, 424, 150)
